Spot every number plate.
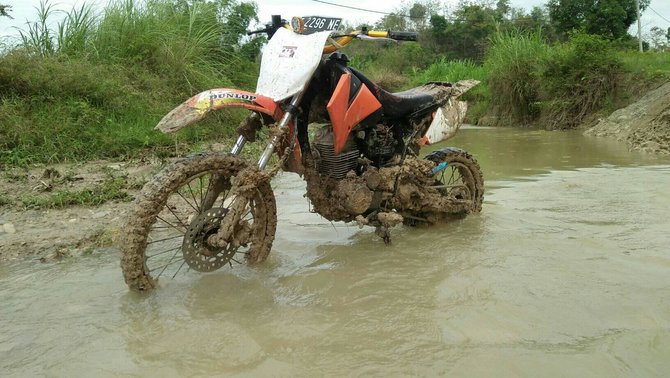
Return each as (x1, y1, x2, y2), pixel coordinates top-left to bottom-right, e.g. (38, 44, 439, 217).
(301, 16, 342, 34)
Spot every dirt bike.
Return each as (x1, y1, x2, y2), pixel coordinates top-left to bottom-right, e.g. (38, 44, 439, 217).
(120, 15, 484, 291)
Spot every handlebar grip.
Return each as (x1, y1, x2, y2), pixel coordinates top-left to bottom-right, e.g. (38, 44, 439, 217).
(388, 31, 418, 41)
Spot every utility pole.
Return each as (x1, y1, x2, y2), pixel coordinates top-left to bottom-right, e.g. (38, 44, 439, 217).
(636, 0, 643, 52)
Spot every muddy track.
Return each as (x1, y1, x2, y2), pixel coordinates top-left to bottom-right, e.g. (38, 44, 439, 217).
(0, 160, 162, 262)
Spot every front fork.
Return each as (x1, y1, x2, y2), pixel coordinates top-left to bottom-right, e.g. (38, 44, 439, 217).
(210, 91, 304, 248)
(230, 91, 304, 168)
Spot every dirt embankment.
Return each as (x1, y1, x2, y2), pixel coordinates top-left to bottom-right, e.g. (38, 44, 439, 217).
(585, 81, 670, 155)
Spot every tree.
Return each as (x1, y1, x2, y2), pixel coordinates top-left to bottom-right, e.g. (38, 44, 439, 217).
(0, 4, 13, 20)
(547, 0, 650, 39)
(649, 26, 669, 51)
(429, 2, 501, 61)
(375, 0, 441, 31)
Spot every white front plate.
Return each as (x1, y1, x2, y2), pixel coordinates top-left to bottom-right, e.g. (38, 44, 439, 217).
(256, 28, 332, 101)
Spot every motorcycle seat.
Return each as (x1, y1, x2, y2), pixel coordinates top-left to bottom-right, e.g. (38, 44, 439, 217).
(350, 68, 453, 118)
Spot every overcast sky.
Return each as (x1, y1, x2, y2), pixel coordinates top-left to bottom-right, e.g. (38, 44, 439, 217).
(1, 0, 669, 42)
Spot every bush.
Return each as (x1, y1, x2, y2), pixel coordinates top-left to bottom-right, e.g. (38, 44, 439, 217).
(538, 32, 623, 129)
(480, 30, 630, 129)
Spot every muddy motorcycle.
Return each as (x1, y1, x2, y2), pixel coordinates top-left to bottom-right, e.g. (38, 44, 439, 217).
(120, 16, 484, 291)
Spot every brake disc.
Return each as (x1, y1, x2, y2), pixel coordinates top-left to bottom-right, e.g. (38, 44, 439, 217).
(181, 207, 237, 272)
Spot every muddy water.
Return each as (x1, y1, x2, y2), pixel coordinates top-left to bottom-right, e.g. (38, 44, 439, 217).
(2, 128, 670, 376)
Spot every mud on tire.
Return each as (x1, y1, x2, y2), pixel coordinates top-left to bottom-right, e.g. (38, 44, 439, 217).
(120, 153, 277, 291)
(425, 147, 484, 213)
(403, 147, 484, 226)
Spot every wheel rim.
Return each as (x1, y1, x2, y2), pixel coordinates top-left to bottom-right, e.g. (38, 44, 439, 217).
(141, 172, 264, 281)
(434, 162, 475, 204)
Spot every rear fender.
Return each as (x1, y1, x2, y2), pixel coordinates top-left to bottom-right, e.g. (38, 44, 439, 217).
(420, 79, 479, 145)
(155, 89, 282, 133)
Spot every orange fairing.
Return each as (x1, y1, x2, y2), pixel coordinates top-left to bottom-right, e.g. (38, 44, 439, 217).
(326, 73, 382, 154)
(155, 89, 281, 133)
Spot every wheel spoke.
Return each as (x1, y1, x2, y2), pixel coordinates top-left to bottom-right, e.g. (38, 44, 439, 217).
(186, 182, 201, 212)
(172, 260, 188, 279)
(147, 245, 181, 258)
(152, 255, 184, 276)
(155, 215, 186, 234)
(447, 167, 456, 185)
(165, 204, 188, 229)
(147, 234, 183, 245)
(198, 176, 205, 210)
(176, 191, 199, 213)
(219, 189, 231, 208)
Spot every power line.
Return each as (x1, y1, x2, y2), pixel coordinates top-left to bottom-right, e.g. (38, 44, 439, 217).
(311, 0, 423, 20)
(648, 6, 670, 25)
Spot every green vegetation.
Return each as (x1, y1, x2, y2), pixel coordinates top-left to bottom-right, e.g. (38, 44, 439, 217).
(482, 30, 628, 129)
(1, 0, 669, 168)
(1, 0, 262, 166)
(484, 30, 548, 125)
(0, 193, 11, 207)
(547, 0, 650, 40)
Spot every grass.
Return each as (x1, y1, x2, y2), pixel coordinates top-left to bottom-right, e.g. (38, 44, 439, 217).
(0, 193, 12, 207)
(483, 30, 548, 125)
(619, 50, 670, 81)
(19, 176, 132, 209)
(409, 59, 489, 123)
(1, 0, 260, 167)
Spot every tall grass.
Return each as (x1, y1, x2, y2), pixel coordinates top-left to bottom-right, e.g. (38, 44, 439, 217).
(1, 0, 260, 166)
(18, 1, 57, 56)
(411, 58, 486, 83)
(57, 3, 97, 56)
(484, 30, 547, 125)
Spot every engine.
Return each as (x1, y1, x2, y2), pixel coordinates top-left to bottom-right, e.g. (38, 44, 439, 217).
(365, 124, 397, 166)
(312, 125, 360, 179)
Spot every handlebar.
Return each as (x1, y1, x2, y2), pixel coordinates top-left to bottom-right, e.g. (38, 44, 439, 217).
(323, 29, 418, 53)
(388, 31, 418, 41)
(247, 15, 418, 54)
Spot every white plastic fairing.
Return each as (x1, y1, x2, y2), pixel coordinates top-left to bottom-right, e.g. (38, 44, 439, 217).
(256, 28, 332, 101)
(424, 98, 468, 144)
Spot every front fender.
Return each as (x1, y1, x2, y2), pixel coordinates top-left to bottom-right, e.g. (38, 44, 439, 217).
(155, 89, 280, 133)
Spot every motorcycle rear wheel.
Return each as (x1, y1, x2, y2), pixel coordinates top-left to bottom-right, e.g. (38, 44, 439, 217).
(425, 147, 484, 213)
(120, 153, 276, 291)
(403, 147, 483, 225)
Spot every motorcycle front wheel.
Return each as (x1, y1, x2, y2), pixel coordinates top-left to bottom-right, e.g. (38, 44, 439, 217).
(120, 153, 276, 291)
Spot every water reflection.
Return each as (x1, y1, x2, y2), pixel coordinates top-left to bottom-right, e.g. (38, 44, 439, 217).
(424, 127, 665, 180)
